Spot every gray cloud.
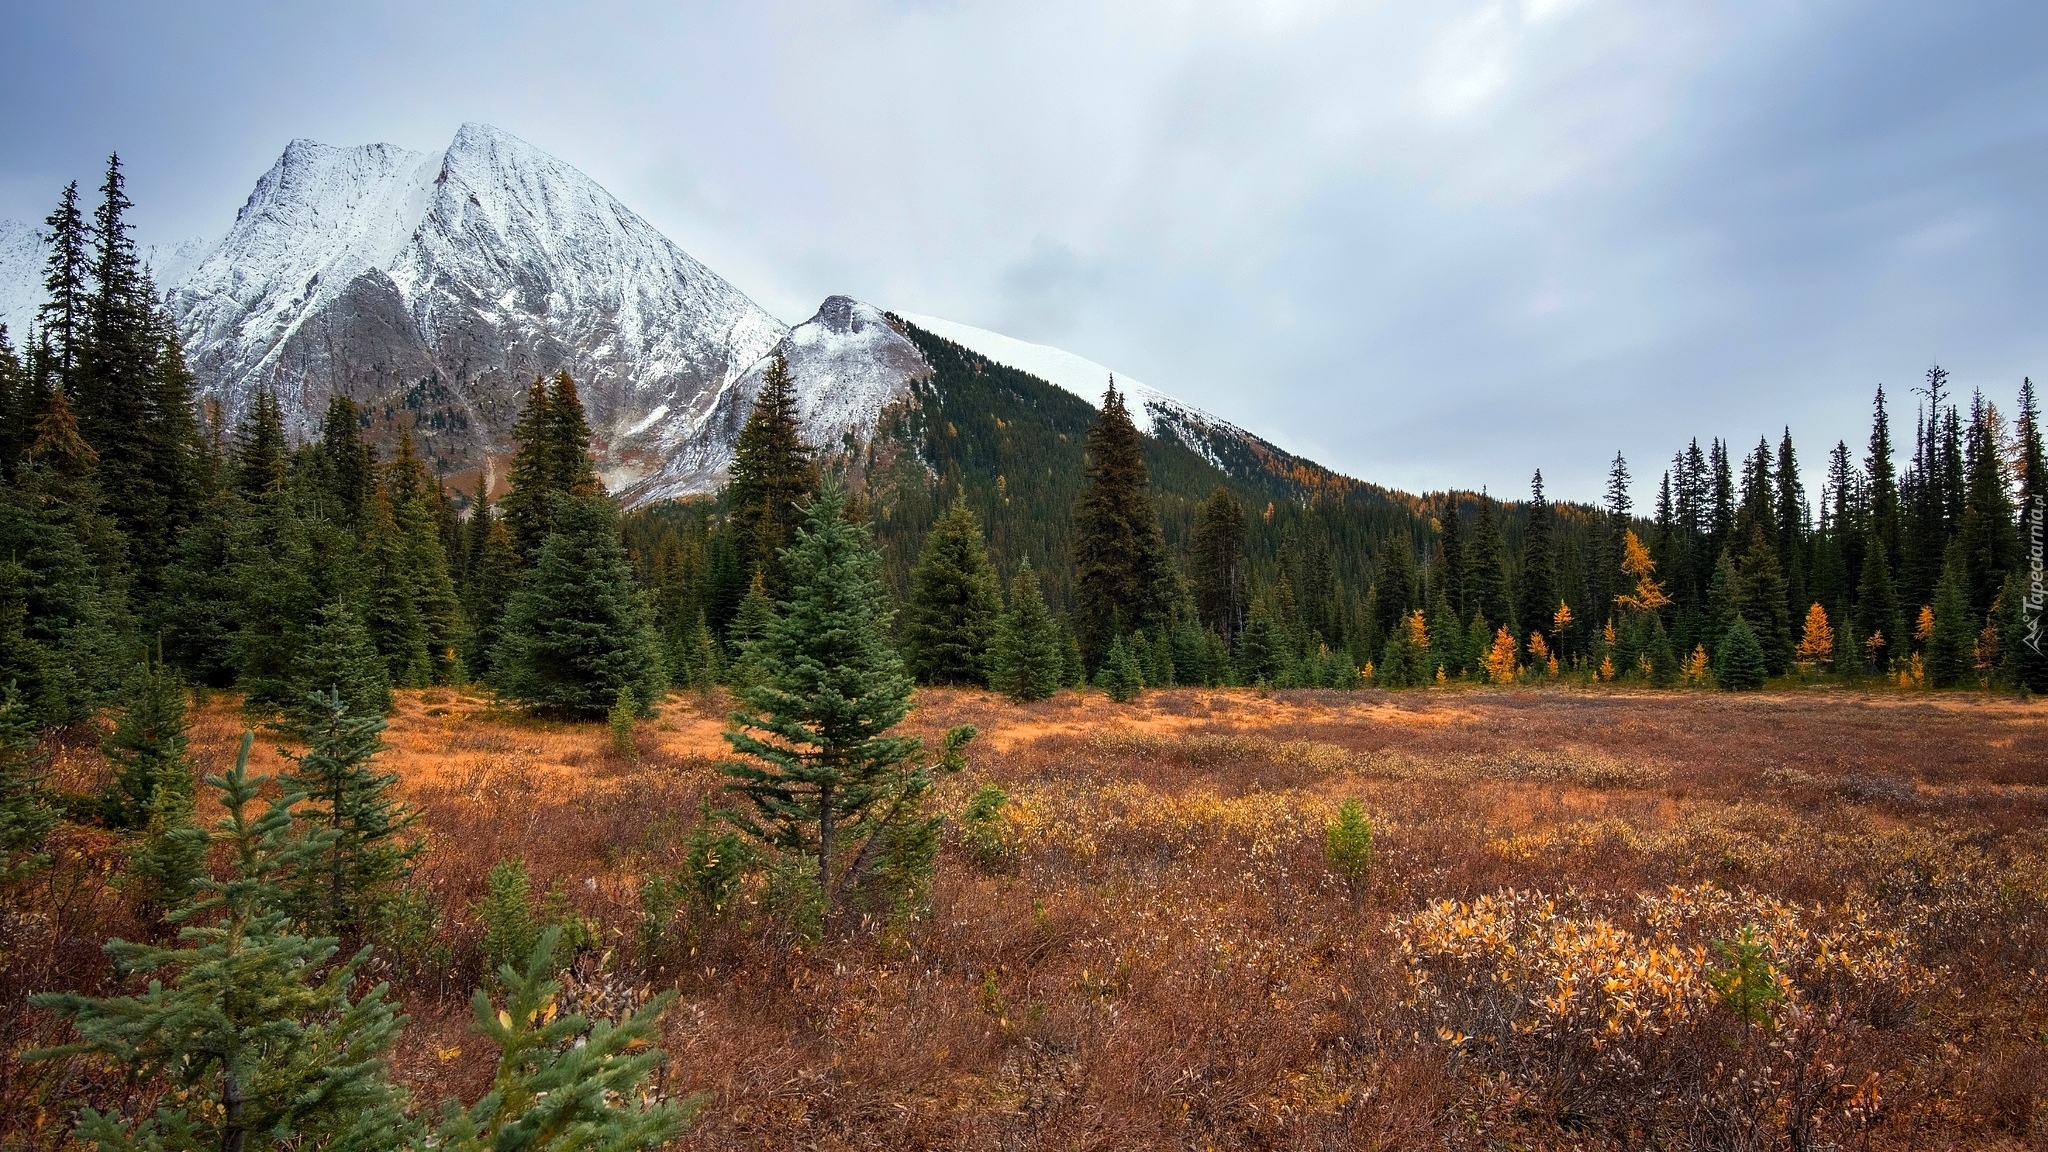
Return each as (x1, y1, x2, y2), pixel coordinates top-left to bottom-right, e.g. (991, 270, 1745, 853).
(3, 0, 2044, 503)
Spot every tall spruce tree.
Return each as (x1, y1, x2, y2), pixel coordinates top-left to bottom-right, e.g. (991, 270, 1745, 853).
(492, 494, 665, 717)
(1462, 496, 1513, 633)
(722, 485, 974, 916)
(463, 491, 521, 679)
(500, 372, 602, 569)
(1372, 538, 1416, 646)
(291, 600, 393, 722)
(30, 735, 413, 1152)
(1855, 536, 1904, 673)
(1926, 548, 1976, 688)
(1189, 486, 1248, 646)
(1958, 393, 2017, 620)
(363, 485, 432, 688)
(990, 560, 1064, 702)
(317, 394, 374, 527)
(385, 429, 464, 682)
(38, 182, 89, 398)
(725, 353, 818, 599)
(1867, 385, 1902, 578)
(1, 388, 132, 725)
(1736, 528, 1794, 675)
(1518, 470, 1558, 644)
(1071, 383, 1175, 668)
(903, 495, 1002, 686)
(1774, 429, 1808, 616)
(280, 690, 416, 941)
(102, 657, 192, 831)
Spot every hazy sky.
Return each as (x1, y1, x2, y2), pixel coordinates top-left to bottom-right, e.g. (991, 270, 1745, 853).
(4, 0, 2045, 503)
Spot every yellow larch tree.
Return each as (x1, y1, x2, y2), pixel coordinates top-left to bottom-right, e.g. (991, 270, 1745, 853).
(1794, 603, 1834, 669)
(1484, 625, 1520, 684)
(1682, 644, 1711, 683)
(1614, 530, 1672, 613)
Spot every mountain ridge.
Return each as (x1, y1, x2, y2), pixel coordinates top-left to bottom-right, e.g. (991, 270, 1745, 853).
(0, 124, 1356, 508)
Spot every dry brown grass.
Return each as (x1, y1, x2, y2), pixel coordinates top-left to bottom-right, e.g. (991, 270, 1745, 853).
(6, 683, 2047, 1149)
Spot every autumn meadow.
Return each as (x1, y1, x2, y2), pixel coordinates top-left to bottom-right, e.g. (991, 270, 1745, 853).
(5, 681, 2043, 1151)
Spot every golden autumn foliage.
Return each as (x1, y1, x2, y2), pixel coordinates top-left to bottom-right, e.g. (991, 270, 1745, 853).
(1551, 601, 1573, 636)
(1526, 631, 1550, 663)
(1795, 603, 1835, 668)
(1915, 605, 1936, 643)
(1614, 530, 1672, 612)
(1405, 609, 1430, 651)
(1682, 644, 1711, 683)
(1484, 625, 1520, 684)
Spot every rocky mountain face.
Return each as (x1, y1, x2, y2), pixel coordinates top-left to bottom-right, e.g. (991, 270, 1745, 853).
(163, 123, 789, 488)
(625, 294, 931, 505)
(0, 123, 1312, 506)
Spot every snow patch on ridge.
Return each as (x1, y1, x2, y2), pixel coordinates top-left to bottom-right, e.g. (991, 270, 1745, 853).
(896, 312, 1265, 470)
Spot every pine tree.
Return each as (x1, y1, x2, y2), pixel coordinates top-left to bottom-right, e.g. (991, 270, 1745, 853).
(385, 429, 465, 682)
(493, 494, 665, 718)
(1462, 497, 1513, 634)
(1518, 471, 1558, 643)
(1, 389, 132, 724)
(1189, 486, 1248, 646)
(1716, 618, 1768, 691)
(102, 657, 192, 830)
(721, 484, 974, 915)
(463, 491, 520, 679)
(292, 600, 393, 723)
(317, 393, 374, 527)
(725, 572, 778, 693)
(433, 927, 703, 1152)
(1855, 535, 1903, 673)
(160, 466, 239, 687)
(502, 380, 560, 566)
(1958, 393, 2017, 620)
(990, 561, 1063, 701)
(725, 354, 818, 599)
(1096, 633, 1144, 702)
(0, 684, 56, 889)
(1372, 539, 1416, 645)
(1072, 383, 1175, 668)
(280, 690, 417, 941)
(123, 772, 209, 933)
(1926, 549, 1976, 688)
(1775, 429, 1808, 616)
(1704, 550, 1742, 661)
(1736, 529, 1794, 674)
(1438, 499, 1467, 619)
(38, 182, 89, 397)
(29, 734, 412, 1152)
(363, 484, 432, 687)
(1427, 589, 1466, 678)
(1235, 600, 1281, 686)
(235, 388, 290, 502)
(903, 496, 1001, 685)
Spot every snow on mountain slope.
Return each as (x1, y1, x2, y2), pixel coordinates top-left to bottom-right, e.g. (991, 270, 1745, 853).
(164, 123, 788, 489)
(624, 295, 930, 504)
(0, 220, 46, 343)
(897, 312, 1274, 471)
(0, 223, 218, 347)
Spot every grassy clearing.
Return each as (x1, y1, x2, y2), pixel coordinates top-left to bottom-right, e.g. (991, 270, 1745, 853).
(7, 684, 2047, 1149)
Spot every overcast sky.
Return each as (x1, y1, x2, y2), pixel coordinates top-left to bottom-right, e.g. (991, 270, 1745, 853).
(4, 0, 2045, 503)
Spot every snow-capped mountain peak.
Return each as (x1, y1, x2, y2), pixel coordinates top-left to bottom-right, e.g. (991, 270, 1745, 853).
(157, 124, 789, 482)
